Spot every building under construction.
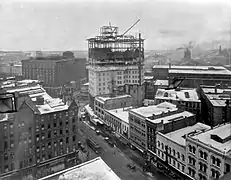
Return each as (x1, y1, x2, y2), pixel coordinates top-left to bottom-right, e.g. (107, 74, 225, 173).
(86, 21, 145, 108)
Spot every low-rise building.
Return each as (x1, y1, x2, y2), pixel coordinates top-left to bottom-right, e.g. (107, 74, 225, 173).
(129, 102, 196, 153)
(144, 78, 169, 100)
(156, 123, 210, 179)
(186, 123, 231, 180)
(198, 85, 231, 126)
(104, 107, 132, 140)
(151, 65, 231, 87)
(155, 88, 201, 121)
(94, 95, 132, 121)
(39, 157, 121, 180)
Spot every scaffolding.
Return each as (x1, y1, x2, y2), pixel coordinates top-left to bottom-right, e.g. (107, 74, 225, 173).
(87, 25, 144, 64)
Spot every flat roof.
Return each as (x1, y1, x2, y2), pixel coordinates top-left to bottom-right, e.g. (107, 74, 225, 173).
(106, 107, 132, 124)
(95, 95, 131, 103)
(147, 110, 195, 124)
(205, 94, 231, 107)
(130, 102, 177, 118)
(165, 123, 210, 146)
(155, 88, 200, 102)
(169, 69, 231, 75)
(191, 123, 231, 154)
(85, 104, 96, 117)
(153, 65, 227, 70)
(6, 84, 69, 115)
(154, 80, 169, 86)
(39, 157, 121, 180)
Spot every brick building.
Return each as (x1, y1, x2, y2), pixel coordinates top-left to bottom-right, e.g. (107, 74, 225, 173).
(0, 80, 79, 179)
(198, 85, 231, 126)
(94, 95, 132, 122)
(150, 65, 231, 88)
(129, 102, 196, 153)
(155, 88, 201, 121)
(22, 55, 86, 97)
(0, 98, 36, 179)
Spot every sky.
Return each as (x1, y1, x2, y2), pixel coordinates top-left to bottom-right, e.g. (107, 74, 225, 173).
(0, 0, 230, 51)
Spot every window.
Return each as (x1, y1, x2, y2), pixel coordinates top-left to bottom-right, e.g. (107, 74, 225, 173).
(225, 163, 231, 174)
(177, 152, 180, 158)
(182, 154, 185, 161)
(161, 143, 164, 149)
(173, 149, 176, 156)
(20, 161, 23, 168)
(48, 131, 51, 138)
(73, 135, 76, 142)
(4, 153, 8, 161)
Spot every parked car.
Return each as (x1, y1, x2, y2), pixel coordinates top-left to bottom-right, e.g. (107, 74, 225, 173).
(95, 130, 101, 135)
(127, 164, 136, 171)
(104, 137, 114, 147)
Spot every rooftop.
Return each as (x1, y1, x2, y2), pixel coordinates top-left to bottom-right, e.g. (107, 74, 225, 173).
(147, 110, 195, 124)
(106, 106, 133, 124)
(201, 86, 231, 107)
(169, 68, 231, 75)
(154, 80, 169, 86)
(153, 65, 227, 70)
(95, 95, 131, 103)
(5, 83, 70, 115)
(39, 157, 121, 180)
(191, 123, 231, 155)
(130, 102, 177, 118)
(155, 88, 200, 102)
(165, 123, 210, 146)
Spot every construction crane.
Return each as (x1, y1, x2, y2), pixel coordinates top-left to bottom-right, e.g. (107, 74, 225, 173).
(176, 41, 195, 60)
(110, 19, 141, 97)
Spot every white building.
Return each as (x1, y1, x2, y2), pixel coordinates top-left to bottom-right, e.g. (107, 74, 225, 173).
(104, 106, 132, 140)
(155, 88, 201, 119)
(156, 123, 210, 178)
(94, 95, 132, 121)
(186, 123, 231, 180)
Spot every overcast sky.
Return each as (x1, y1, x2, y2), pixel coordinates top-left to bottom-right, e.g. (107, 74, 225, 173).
(0, 0, 230, 51)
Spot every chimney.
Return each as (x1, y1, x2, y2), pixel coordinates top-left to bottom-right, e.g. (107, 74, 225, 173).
(36, 97, 44, 105)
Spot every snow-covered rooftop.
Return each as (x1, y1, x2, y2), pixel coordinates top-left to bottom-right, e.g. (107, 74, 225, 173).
(154, 80, 169, 86)
(6, 83, 69, 115)
(39, 157, 121, 180)
(147, 110, 195, 124)
(169, 68, 231, 75)
(95, 95, 131, 103)
(105, 107, 133, 124)
(164, 123, 210, 146)
(191, 123, 231, 155)
(153, 65, 227, 70)
(155, 88, 200, 102)
(130, 102, 177, 118)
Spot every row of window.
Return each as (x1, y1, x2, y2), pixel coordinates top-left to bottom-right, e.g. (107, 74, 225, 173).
(157, 141, 185, 162)
(36, 128, 76, 142)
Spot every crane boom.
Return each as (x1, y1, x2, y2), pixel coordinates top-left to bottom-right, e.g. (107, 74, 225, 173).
(121, 19, 140, 37)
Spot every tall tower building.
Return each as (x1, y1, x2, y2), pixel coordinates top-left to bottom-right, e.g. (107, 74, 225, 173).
(86, 24, 145, 108)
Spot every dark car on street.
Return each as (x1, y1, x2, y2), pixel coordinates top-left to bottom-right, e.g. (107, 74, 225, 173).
(127, 164, 136, 171)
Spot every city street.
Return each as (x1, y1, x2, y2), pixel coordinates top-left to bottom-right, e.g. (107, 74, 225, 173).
(77, 118, 170, 180)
